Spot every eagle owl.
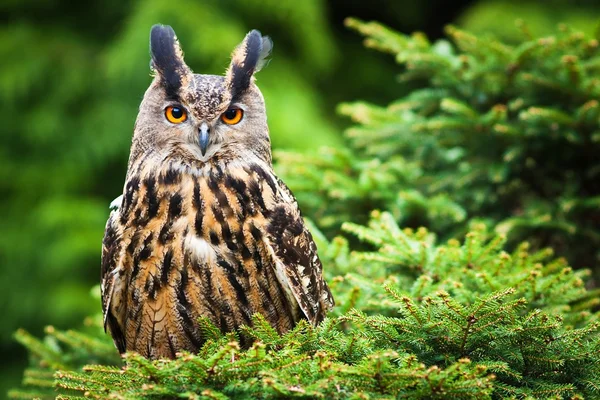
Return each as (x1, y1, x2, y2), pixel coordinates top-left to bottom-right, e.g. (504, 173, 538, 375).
(101, 25, 334, 358)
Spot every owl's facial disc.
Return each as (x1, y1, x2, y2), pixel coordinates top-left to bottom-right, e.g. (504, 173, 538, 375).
(139, 25, 272, 163)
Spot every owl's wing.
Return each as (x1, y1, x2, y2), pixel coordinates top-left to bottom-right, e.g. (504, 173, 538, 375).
(100, 207, 127, 354)
(262, 178, 334, 325)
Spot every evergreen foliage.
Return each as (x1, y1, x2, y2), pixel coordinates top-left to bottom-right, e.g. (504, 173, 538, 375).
(276, 18, 600, 273)
(457, 0, 600, 43)
(10, 13, 600, 400)
(11, 213, 600, 399)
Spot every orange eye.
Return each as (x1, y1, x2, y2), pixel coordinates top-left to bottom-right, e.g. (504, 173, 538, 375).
(220, 108, 243, 125)
(165, 106, 187, 124)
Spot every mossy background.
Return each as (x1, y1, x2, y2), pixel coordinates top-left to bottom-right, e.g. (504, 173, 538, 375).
(2, 0, 600, 397)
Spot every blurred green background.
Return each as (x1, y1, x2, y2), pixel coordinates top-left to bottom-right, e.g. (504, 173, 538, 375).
(1, 0, 599, 394)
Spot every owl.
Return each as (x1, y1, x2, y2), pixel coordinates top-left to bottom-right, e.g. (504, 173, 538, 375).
(100, 25, 334, 359)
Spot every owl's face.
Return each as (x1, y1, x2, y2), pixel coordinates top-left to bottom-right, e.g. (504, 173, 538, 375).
(131, 26, 273, 166)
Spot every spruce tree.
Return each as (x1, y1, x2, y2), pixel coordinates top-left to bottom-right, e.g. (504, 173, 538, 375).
(277, 18, 600, 273)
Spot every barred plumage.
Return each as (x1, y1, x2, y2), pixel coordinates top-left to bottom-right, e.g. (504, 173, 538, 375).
(101, 25, 333, 358)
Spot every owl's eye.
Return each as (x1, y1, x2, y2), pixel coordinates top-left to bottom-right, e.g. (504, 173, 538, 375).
(165, 106, 187, 124)
(220, 108, 243, 125)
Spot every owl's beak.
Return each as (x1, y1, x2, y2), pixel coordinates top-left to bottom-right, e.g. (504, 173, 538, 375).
(199, 123, 210, 156)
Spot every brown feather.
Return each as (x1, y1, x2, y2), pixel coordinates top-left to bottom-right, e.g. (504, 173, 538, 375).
(102, 158, 332, 358)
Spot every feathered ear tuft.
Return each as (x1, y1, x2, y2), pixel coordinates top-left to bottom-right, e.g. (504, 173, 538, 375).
(225, 30, 272, 100)
(149, 24, 192, 98)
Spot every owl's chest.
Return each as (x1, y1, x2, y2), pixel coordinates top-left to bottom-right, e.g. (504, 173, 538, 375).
(118, 162, 280, 269)
(104, 161, 306, 357)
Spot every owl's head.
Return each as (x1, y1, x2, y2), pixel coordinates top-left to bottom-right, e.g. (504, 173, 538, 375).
(131, 25, 273, 167)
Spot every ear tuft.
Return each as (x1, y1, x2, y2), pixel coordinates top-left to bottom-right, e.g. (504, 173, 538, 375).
(150, 24, 191, 97)
(226, 30, 272, 100)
